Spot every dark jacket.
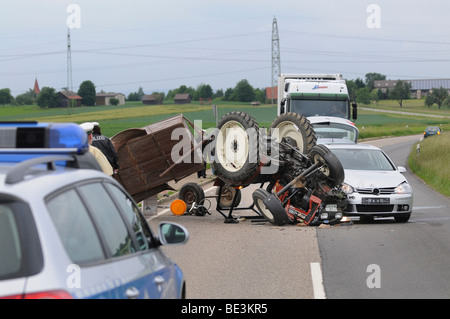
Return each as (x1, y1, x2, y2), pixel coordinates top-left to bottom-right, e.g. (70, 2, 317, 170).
(91, 133, 119, 170)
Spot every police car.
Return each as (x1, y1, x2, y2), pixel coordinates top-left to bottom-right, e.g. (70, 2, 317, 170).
(0, 122, 188, 299)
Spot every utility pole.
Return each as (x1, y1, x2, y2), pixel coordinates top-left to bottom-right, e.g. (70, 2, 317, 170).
(67, 28, 74, 108)
(271, 17, 281, 105)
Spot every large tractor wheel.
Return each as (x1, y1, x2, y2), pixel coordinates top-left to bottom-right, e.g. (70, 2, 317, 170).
(309, 144, 345, 186)
(269, 112, 317, 155)
(212, 112, 260, 185)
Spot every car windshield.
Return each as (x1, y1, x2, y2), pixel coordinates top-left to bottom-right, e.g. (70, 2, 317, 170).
(290, 100, 348, 119)
(426, 127, 439, 133)
(313, 122, 358, 143)
(331, 148, 396, 171)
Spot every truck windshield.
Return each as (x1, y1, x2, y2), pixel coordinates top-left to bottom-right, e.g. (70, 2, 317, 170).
(289, 100, 348, 119)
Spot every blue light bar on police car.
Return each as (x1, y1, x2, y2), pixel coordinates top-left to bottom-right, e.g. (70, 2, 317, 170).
(0, 122, 89, 154)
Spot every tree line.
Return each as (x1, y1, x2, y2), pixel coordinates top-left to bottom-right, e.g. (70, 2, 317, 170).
(127, 79, 267, 104)
(1, 73, 450, 108)
(347, 72, 450, 108)
(346, 72, 413, 107)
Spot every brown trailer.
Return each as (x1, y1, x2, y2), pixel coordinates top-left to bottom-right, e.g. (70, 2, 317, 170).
(111, 114, 205, 203)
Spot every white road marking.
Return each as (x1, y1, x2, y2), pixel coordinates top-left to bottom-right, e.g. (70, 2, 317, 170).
(413, 206, 446, 210)
(310, 262, 326, 299)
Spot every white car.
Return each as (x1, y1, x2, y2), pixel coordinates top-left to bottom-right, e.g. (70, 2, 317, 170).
(326, 143, 413, 222)
(309, 116, 359, 144)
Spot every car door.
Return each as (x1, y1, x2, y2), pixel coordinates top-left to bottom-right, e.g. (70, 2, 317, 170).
(103, 182, 180, 299)
(46, 187, 122, 299)
(77, 181, 179, 299)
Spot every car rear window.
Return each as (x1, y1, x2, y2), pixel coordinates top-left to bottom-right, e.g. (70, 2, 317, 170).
(0, 206, 22, 277)
(0, 199, 43, 281)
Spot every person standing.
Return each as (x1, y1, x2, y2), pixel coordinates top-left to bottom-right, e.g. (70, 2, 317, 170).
(79, 122, 113, 176)
(91, 122, 120, 174)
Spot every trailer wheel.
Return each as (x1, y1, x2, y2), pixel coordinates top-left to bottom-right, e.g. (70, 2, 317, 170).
(252, 188, 289, 226)
(310, 144, 344, 186)
(216, 185, 242, 208)
(212, 112, 259, 184)
(179, 182, 205, 211)
(269, 112, 317, 155)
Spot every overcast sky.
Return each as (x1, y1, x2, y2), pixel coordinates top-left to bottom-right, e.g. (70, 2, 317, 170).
(1, 0, 450, 96)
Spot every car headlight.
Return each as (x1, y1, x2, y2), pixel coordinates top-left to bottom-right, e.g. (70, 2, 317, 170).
(341, 183, 354, 194)
(395, 182, 412, 194)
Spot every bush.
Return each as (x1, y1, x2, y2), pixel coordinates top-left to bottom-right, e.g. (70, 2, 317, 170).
(109, 98, 119, 105)
(36, 87, 61, 108)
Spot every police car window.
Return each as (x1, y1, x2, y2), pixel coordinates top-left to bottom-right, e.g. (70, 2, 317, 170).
(47, 189, 105, 265)
(77, 183, 136, 257)
(104, 183, 152, 251)
(0, 206, 21, 277)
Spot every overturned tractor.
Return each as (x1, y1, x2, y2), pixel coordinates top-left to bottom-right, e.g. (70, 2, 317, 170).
(203, 111, 347, 226)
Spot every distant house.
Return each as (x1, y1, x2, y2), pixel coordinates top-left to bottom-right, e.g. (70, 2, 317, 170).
(265, 86, 277, 102)
(96, 93, 125, 105)
(142, 94, 163, 105)
(374, 79, 450, 99)
(174, 93, 191, 104)
(58, 91, 82, 107)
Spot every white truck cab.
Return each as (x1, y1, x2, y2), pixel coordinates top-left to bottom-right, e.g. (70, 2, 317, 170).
(277, 73, 359, 143)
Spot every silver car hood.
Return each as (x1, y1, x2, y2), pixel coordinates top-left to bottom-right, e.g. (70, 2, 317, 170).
(344, 169, 407, 189)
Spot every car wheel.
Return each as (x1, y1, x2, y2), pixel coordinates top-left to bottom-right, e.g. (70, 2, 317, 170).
(269, 112, 317, 155)
(394, 214, 410, 223)
(252, 188, 289, 226)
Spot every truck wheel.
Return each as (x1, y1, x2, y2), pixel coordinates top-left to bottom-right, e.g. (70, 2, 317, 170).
(269, 112, 317, 155)
(212, 112, 259, 185)
(179, 182, 205, 211)
(252, 188, 289, 226)
(216, 185, 242, 208)
(309, 145, 344, 186)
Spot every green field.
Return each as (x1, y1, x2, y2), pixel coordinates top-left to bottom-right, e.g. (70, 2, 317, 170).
(1, 100, 448, 139)
(1, 99, 449, 197)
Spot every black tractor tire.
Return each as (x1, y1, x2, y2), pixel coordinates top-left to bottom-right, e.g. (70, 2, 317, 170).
(269, 112, 317, 155)
(216, 185, 242, 208)
(309, 144, 345, 186)
(252, 188, 289, 226)
(212, 112, 260, 185)
(178, 182, 205, 211)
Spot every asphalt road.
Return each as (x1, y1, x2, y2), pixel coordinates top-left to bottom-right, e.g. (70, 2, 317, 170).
(150, 134, 450, 299)
(319, 135, 450, 299)
(151, 182, 322, 299)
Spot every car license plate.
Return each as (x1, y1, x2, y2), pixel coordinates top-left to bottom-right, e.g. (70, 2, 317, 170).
(362, 198, 390, 205)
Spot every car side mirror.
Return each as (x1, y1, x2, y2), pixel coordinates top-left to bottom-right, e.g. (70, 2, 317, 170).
(397, 166, 406, 173)
(158, 222, 189, 245)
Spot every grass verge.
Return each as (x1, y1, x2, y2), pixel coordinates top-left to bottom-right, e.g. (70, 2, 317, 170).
(408, 132, 450, 197)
